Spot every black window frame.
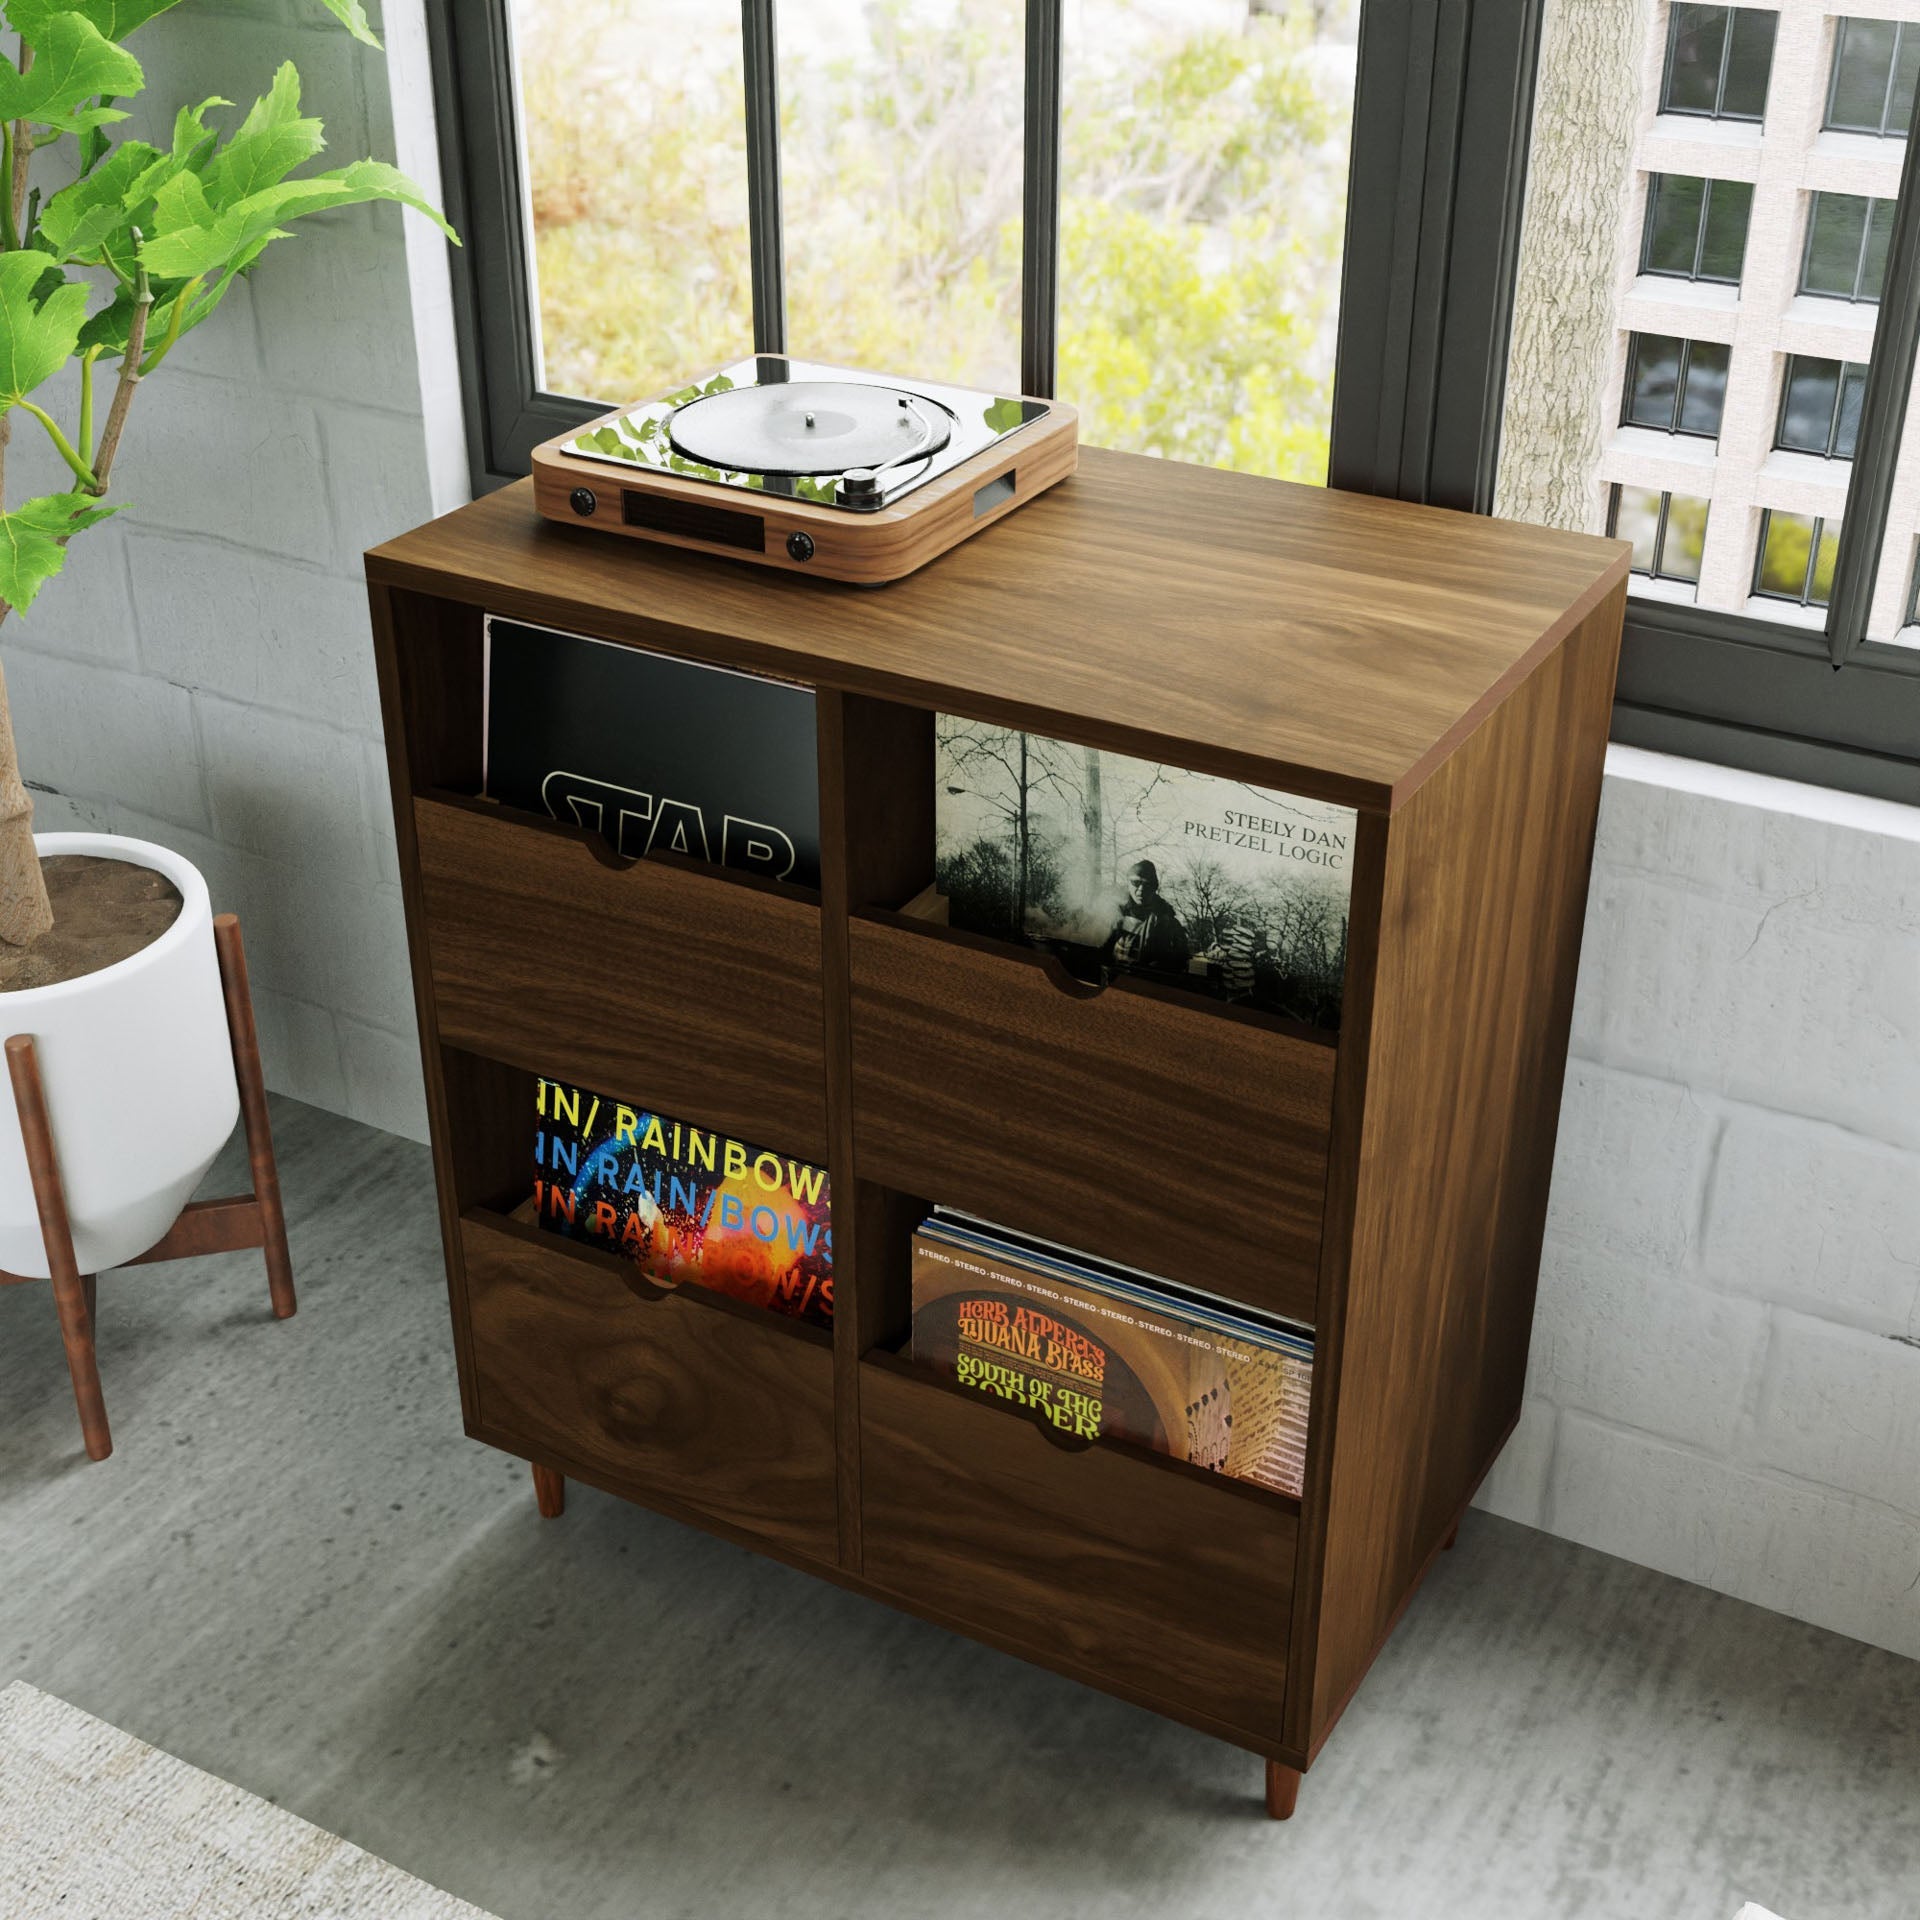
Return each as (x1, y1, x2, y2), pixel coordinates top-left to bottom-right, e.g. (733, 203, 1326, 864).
(1622, 332, 1732, 438)
(1824, 16, 1920, 137)
(1753, 509, 1841, 608)
(1640, 172, 1752, 284)
(1775, 354, 1869, 459)
(1800, 191, 1894, 302)
(1659, 4, 1777, 123)
(423, 0, 1920, 806)
(1609, 483, 1710, 585)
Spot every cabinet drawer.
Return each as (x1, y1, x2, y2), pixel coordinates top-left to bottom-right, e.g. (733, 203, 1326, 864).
(416, 795, 828, 1159)
(849, 915, 1335, 1324)
(461, 1213, 838, 1563)
(860, 1357, 1294, 1741)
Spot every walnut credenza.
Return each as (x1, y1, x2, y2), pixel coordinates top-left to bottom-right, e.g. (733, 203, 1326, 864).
(367, 448, 1627, 1818)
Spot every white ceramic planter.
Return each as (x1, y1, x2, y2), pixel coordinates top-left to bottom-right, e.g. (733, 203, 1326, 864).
(0, 832, 239, 1277)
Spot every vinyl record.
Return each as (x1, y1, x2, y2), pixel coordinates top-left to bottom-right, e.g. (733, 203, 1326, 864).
(666, 379, 953, 477)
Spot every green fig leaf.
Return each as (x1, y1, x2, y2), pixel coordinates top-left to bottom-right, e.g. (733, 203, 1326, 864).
(201, 63, 326, 207)
(310, 0, 381, 49)
(0, 491, 125, 614)
(0, 250, 90, 410)
(0, 12, 143, 135)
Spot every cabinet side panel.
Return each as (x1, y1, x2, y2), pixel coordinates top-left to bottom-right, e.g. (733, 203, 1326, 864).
(369, 584, 486, 1425)
(1302, 584, 1624, 1755)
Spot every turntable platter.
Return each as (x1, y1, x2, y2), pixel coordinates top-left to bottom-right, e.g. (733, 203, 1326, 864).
(667, 379, 954, 477)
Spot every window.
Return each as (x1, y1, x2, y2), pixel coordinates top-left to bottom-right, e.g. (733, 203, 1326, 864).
(1054, 5, 1357, 482)
(1825, 17, 1920, 136)
(1776, 356, 1867, 458)
(449, 0, 1362, 485)
(1642, 174, 1753, 282)
(778, 0, 1024, 397)
(1611, 485, 1709, 584)
(440, 0, 1920, 802)
(1500, 0, 1920, 803)
(1660, 5, 1777, 120)
(1754, 510, 1841, 605)
(1623, 333, 1731, 436)
(1801, 192, 1895, 301)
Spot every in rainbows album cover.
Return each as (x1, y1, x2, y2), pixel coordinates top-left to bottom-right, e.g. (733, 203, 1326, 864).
(532, 1077, 832, 1327)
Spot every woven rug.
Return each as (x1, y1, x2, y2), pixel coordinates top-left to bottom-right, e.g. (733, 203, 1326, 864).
(0, 1682, 500, 1918)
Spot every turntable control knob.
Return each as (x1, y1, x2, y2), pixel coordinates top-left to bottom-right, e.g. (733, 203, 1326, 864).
(568, 486, 597, 517)
(786, 531, 816, 563)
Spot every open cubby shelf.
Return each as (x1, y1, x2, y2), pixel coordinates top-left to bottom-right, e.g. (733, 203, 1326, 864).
(368, 451, 1629, 1811)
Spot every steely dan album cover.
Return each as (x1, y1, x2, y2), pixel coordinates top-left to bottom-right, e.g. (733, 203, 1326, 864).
(482, 616, 821, 888)
(934, 717, 1356, 1031)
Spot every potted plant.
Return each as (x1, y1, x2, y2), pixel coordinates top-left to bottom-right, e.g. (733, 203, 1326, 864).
(0, 0, 454, 1276)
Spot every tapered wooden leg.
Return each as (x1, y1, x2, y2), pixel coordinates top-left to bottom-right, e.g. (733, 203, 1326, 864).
(1265, 1760, 1300, 1821)
(213, 915, 296, 1320)
(6, 1035, 111, 1462)
(1443, 1521, 1459, 1551)
(532, 1463, 565, 1518)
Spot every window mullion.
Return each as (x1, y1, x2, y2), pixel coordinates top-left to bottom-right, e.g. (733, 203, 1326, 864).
(741, 0, 785, 357)
(1825, 75, 1920, 662)
(1714, 14, 1733, 116)
(1020, 0, 1063, 399)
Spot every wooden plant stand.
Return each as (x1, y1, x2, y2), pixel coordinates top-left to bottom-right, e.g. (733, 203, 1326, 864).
(1, 913, 296, 1462)
(369, 451, 1627, 1819)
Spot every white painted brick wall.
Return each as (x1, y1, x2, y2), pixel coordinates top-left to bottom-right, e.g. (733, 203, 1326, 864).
(1478, 755, 1920, 1661)
(6, 0, 444, 1144)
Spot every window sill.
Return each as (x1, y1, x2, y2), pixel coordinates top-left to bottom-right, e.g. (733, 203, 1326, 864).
(1604, 425, 1719, 477)
(1645, 114, 1764, 167)
(1756, 447, 1851, 508)
(1780, 294, 1880, 353)
(1624, 575, 1699, 607)
(1604, 741, 1920, 841)
(1811, 126, 1908, 169)
(1624, 275, 1740, 320)
(1740, 595, 1827, 631)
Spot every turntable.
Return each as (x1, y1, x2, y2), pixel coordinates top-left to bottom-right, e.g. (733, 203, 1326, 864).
(531, 355, 1078, 584)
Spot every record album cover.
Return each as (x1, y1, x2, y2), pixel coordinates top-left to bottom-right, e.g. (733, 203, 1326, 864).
(533, 1077, 832, 1327)
(934, 719, 1355, 1030)
(910, 1222, 1311, 1497)
(485, 617, 821, 888)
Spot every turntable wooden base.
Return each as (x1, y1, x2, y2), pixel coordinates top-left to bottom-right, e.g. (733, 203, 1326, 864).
(531, 385, 1078, 586)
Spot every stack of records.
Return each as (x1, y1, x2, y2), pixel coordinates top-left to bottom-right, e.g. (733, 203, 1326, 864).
(909, 1211, 1313, 1499)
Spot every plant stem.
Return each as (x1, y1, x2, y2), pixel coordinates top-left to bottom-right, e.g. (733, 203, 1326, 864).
(78, 345, 98, 467)
(8, 45, 30, 245)
(18, 399, 97, 489)
(0, 126, 16, 253)
(139, 276, 202, 377)
(89, 238, 150, 494)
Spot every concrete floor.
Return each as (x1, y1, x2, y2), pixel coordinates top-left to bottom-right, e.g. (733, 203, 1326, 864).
(2, 1098, 1917, 1920)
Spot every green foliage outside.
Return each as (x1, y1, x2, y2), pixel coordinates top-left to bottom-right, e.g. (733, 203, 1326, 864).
(0, 0, 455, 619)
(519, 0, 1352, 486)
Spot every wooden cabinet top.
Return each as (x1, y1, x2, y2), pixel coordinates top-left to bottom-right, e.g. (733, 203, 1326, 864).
(367, 447, 1627, 814)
